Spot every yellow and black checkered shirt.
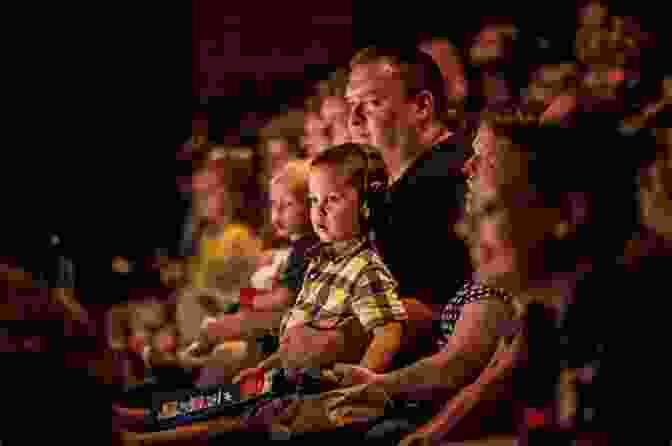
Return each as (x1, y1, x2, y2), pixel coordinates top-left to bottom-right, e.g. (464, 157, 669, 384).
(279, 235, 407, 338)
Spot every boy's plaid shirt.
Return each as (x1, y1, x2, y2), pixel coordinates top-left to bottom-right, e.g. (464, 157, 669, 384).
(279, 235, 407, 338)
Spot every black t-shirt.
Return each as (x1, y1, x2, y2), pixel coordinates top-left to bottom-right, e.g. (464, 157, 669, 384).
(369, 137, 472, 305)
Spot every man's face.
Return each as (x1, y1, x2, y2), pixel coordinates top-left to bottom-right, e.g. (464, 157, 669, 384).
(321, 96, 351, 148)
(308, 165, 361, 243)
(346, 62, 417, 153)
(421, 40, 466, 101)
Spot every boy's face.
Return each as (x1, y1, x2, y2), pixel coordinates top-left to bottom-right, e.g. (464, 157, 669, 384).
(308, 165, 362, 243)
(269, 179, 310, 239)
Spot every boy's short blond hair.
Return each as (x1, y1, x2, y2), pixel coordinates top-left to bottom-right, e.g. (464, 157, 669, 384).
(270, 159, 312, 200)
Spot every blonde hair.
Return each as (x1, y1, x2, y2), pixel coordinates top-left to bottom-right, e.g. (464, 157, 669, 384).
(270, 159, 312, 200)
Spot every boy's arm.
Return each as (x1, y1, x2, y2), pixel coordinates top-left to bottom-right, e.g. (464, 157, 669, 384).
(360, 322, 404, 372)
(351, 266, 408, 373)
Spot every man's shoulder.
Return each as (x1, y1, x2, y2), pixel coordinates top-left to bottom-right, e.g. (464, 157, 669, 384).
(399, 139, 465, 187)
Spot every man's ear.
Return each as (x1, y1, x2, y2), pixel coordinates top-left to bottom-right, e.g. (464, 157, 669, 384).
(412, 90, 435, 121)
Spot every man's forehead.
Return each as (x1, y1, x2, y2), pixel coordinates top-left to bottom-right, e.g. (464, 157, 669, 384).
(346, 63, 402, 96)
(321, 96, 348, 116)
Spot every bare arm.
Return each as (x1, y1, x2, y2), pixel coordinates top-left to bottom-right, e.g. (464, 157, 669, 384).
(414, 332, 524, 440)
(378, 300, 510, 400)
(360, 322, 404, 372)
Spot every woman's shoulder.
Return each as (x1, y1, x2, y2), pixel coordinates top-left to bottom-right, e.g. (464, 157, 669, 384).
(455, 280, 515, 305)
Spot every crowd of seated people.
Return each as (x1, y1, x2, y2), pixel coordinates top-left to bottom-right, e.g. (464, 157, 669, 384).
(5, 2, 670, 445)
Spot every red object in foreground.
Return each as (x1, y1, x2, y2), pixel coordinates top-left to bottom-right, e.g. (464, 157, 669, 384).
(607, 69, 625, 84)
(524, 408, 550, 429)
(240, 368, 264, 397)
(239, 288, 257, 307)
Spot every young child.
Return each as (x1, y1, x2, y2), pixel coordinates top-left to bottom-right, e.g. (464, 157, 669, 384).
(198, 160, 319, 348)
(234, 143, 408, 395)
(183, 160, 319, 387)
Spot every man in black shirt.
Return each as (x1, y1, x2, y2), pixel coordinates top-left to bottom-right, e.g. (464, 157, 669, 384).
(345, 46, 471, 310)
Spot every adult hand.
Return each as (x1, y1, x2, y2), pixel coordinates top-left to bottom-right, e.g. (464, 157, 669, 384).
(332, 363, 384, 387)
(397, 430, 434, 446)
(541, 94, 576, 123)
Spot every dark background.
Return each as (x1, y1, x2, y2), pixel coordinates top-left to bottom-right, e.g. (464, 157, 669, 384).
(8, 1, 666, 293)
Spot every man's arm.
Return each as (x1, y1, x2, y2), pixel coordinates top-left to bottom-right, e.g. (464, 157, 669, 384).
(378, 299, 510, 400)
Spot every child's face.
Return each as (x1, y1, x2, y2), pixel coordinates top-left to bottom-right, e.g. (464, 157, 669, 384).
(270, 179, 310, 239)
(308, 165, 362, 243)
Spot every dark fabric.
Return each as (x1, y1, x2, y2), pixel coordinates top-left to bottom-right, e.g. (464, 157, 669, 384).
(280, 235, 320, 293)
(560, 244, 671, 441)
(369, 138, 472, 305)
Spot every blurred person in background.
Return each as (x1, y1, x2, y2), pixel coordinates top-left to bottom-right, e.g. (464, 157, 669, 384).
(2, 260, 124, 445)
(176, 147, 265, 350)
(303, 70, 351, 159)
(418, 37, 467, 132)
(259, 110, 305, 182)
(467, 22, 548, 113)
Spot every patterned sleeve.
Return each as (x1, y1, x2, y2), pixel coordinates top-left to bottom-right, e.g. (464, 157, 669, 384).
(350, 265, 408, 332)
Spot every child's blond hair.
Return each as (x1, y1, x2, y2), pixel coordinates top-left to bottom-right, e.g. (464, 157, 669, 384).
(269, 159, 312, 201)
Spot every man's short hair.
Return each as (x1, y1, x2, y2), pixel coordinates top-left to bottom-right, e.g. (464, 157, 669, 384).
(349, 45, 447, 120)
